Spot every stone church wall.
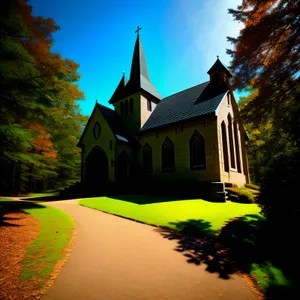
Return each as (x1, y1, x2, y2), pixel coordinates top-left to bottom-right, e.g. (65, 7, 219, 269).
(81, 107, 116, 182)
(216, 92, 249, 186)
(138, 116, 220, 183)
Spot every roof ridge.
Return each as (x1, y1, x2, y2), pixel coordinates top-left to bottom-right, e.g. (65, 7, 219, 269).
(163, 81, 209, 101)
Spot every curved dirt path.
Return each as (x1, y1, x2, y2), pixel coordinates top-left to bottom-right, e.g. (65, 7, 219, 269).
(41, 199, 258, 300)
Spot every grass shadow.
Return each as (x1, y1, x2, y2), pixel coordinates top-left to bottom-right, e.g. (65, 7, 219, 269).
(0, 200, 45, 227)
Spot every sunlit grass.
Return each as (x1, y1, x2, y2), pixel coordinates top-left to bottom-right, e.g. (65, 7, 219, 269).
(79, 195, 261, 231)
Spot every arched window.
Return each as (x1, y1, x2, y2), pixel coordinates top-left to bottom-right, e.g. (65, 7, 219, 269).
(120, 102, 124, 116)
(227, 114, 236, 169)
(221, 121, 229, 172)
(162, 137, 175, 172)
(189, 130, 206, 170)
(130, 98, 134, 113)
(142, 143, 153, 172)
(93, 122, 101, 140)
(233, 121, 241, 173)
(125, 100, 129, 115)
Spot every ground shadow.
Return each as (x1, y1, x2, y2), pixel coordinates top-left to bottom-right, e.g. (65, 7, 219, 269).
(0, 200, 45, 227)
(20, 195, 84, 202)
(156, 214, 299, 298)
(156, 219, 235, 279)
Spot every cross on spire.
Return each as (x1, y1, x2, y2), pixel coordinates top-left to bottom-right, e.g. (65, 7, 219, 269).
(135, 26, 142, 35)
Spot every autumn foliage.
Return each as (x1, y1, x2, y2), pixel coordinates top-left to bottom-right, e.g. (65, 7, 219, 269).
(0, 0, 87, 193)
(227, 0, 300, 222)
(227, 0, 299, 123)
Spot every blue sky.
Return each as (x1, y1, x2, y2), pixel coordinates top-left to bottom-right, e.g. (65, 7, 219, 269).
(29, 0, 243, 116)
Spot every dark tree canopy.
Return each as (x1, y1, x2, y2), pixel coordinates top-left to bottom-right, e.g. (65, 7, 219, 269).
(228, 0, 300, 223)
(0, 0, 88, 194)
(227, 0, 299, 123)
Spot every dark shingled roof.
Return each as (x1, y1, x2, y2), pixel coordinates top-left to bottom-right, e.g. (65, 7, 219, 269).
(77, 103, 133, 147)
(207, 58, 232, 78)
(140, 81, 227, 132)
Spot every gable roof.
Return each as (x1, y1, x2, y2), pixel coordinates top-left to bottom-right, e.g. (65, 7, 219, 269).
(77, 103, 133, 148)
(207, 58, 232, 78)
(140, 81, 227, 132)
(109, 74, 129, 104)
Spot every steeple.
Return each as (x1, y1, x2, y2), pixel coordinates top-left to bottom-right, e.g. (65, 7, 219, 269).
(129, 33, 150, 82)
(126, 29, 161, 100)
(207, 57, 232, 78)
(207, 57, 232, 91)
(108, 28, 162, 105)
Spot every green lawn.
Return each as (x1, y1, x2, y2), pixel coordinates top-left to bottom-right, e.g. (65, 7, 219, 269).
(79, 195, 261, 231)
(0, 198, 74, 282)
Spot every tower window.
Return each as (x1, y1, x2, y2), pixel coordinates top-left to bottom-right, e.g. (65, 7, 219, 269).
(227, 93, 230, 105)
(130, 98, 134, 113)
(147, 99, 152, 111)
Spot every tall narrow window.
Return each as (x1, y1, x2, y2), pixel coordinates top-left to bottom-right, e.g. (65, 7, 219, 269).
(227, 114, 236, 169)
(221, 121, 229, 172)
(147, 99, 152, 111)
(120, 102, 124, 116)
(93, 122, 101, 140)
(189, 130, 206, 170)
(130, 98, 134, 113)
(227, 93, 230, 105)
(233, 121, 242, 173)
(162, 137, 175, 172)
(142, 143, 153, 172)
(125, 100, 129, 115)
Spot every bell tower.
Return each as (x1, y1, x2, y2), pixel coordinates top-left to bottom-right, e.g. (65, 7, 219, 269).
(108, 27, 162, 134)
(207, 56, 233, 91)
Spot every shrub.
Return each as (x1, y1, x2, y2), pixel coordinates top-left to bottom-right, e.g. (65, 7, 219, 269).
(226, 187, 255, 203)
(245, 183, 260, 191)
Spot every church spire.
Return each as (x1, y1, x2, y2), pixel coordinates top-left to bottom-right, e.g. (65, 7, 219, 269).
(207, 57, 232, 78)
(129, 28, 150, 82)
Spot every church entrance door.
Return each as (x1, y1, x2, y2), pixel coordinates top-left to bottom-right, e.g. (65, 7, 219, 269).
(85, 146, 108, 188)
(116, 151, 131, 183)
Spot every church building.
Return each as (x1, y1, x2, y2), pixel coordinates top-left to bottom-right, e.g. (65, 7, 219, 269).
(77, 30, 250, 199)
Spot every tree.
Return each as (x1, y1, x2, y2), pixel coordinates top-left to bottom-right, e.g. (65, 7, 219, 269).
(0, 0, 87, 194)
(228, 0, 300, 223)
(228, 0, 299, 120)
